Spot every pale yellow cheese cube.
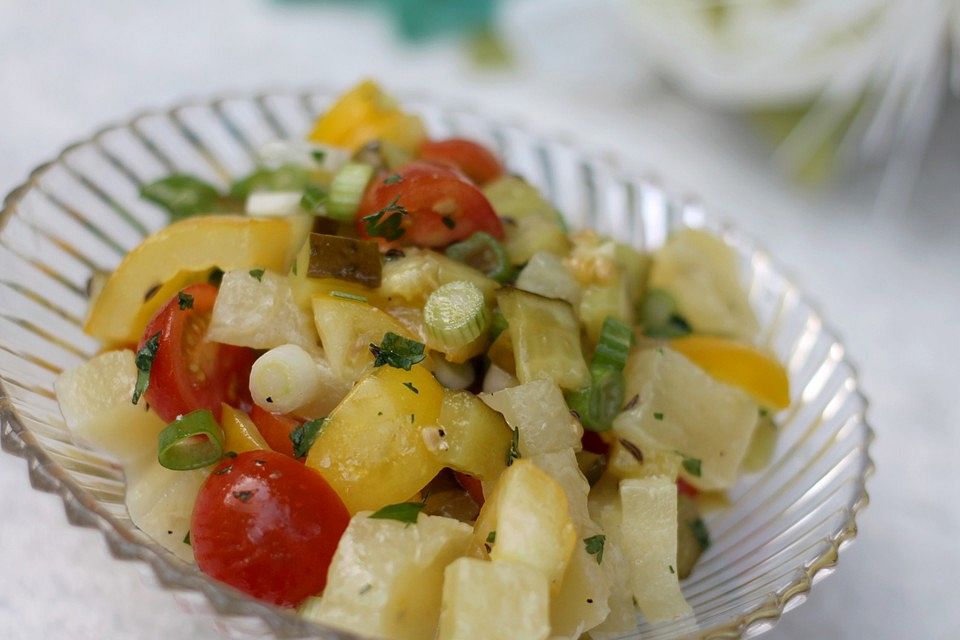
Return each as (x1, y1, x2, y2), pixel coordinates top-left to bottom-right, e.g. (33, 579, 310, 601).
(310, 513, 472, 640)
(124, 456, 211, 562)
(438, 558, 550, 640)
(471, 460, 576, 592)
(480, 379, 582, 457)
(620, 477, 693, 622)
(615, 347, 758, 490)
(207, 269, 319, 353)
(54, 349, 165, 466)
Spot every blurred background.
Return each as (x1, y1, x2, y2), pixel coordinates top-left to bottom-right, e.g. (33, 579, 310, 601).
(1, 1, 958, 638)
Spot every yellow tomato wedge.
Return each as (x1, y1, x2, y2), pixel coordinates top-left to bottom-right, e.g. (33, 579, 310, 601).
(84, 214, 311, 344)
(305, 364, 444, 513)
(220, 404, 270, 454)
(669, 335, 790, 409)
(308, 80, 425, 153)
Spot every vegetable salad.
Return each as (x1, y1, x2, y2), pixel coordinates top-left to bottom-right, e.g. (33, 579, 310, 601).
(55, 81, 790, 640)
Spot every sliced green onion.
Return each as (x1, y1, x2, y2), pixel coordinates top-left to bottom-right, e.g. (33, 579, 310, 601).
(445, 232, 514, 283)
(229, 164, 310, 200)
(488, 307, 508, 342)
(140, 175, 222, 221)
(300, 185, 328, 213)
(641, 289, 692, 338)
(157, 410, 224, 470)
(327, 162, 375, 221)
(592, 316, 635, 373)
(565, 367, 625, 432)
(424, 281, 491, 352)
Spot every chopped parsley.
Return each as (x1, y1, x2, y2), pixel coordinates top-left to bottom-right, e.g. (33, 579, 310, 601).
(369, 501, 425, 525)
(369, 332, 426, 370)
(183, 531, 191, 546)
(583, 534, 606, 564)
(681, 455, 702, 477)
(486, 530, 497, 544)
(383, 173, 402, 185)
(403, 381, 419, 394)
(311, 149, 327, 163)
(668, 565, 675, 574)
(362, 196, 407, 241)
(359, 583, 372, 595)
(330, 290, 368, 303)
(131, 332, 160, 405)
(689, 517, 710, 551)
(441, 215, 456, 229)
(177, 291, 194, 310)
(289, 418, 327, 458)
(505, 428, 521, 466)
(248, 268, 265, 282)
(300, 185, 328, 212)
(207, 267, 224, 287)
(653, 412, 664, 421)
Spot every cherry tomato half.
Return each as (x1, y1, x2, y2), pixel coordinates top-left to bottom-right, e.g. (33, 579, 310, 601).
(418, 138, 504, 186)
(357, 161, 504, 248)
(249, 403, 299, 459)
(191, 451, 350, 607)
(454, 471, 484, 508)
(139, 283, 255, 423)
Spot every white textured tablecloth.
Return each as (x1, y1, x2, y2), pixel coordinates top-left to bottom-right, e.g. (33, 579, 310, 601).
(2, 2, 958, 639)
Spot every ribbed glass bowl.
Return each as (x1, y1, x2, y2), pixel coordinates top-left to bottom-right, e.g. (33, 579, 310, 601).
(0, 89, 873, 640)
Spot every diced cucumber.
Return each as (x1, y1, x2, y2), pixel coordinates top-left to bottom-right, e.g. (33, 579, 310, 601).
(496, 288, 590, 390)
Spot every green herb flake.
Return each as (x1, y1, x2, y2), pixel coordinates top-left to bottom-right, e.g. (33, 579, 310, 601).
(359, 583, 372, 595)
(505, 428, 521, 466)
(383, 173, 402, 185)
(583, 534, 606, 564)
(300, 185, 328, 212)
(330, 290, 368, 303)
(369, 501, 425, 525)
(289, 418, 327, 459)
(132, 332, 160, 405)
(362, 196, 407, 241)
(486, 530, 496, 544)
(311, 150, 327, 163)
(403, 381, 419, 394)
(668, 565, 675, 574)
(208, 268, 224, 287)
(177, 291, 194, 310)
(681, 455, 702, 477)
(653, 412, 664, 421)
(369, 332, 426, 370)
(441, 215, 456, 229)
(249, 268, 265, 282)
(183, 531, 191, 546)
(690, 517, 711, 551)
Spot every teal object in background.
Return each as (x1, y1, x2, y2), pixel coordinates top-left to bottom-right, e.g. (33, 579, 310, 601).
(279, 0, 499, 42)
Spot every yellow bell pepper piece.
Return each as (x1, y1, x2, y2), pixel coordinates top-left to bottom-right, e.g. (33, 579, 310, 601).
(220, 404, 270, 454)
(308, 80, 426, 153)
(305, 364, 444, 513)
(669, 335, 790, 409)
(84, 214, 311, 344)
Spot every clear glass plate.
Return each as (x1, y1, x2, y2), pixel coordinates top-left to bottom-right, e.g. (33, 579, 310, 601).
(0, 89, 874, 639)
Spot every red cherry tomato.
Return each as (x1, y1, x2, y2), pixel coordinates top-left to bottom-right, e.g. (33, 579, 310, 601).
(250, 403, 299, 458)
(581, 430, 610, 455)
(191, 451, 350, 607)
(454, 472, 485, 508)
(357, 161, 504, 248)
(139, 283, 255, 423)
(418, 138, 504, 186)
(677, 478, 700, 498)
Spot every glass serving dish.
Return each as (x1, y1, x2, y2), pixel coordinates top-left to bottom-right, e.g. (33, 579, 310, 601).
(0, 89, 874, 640)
